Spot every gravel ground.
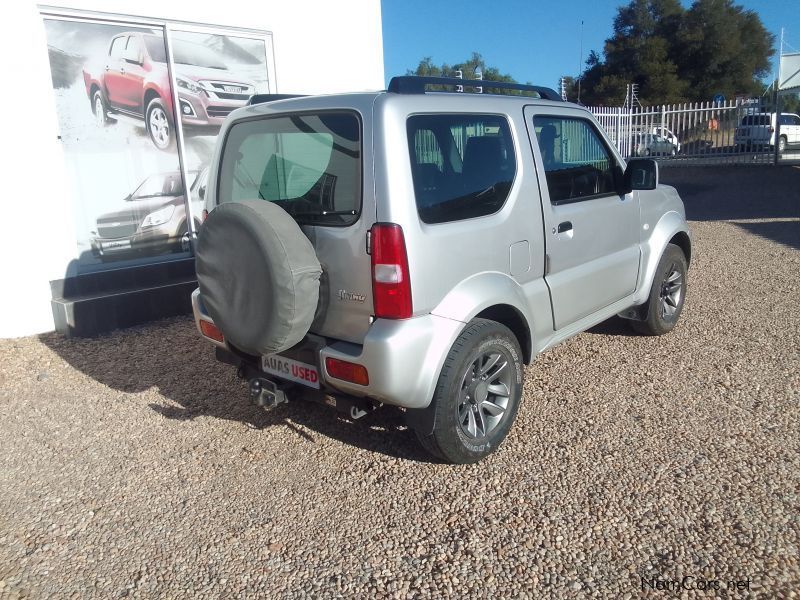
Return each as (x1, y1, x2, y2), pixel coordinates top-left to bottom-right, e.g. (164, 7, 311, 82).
(1, 166, 799, 598)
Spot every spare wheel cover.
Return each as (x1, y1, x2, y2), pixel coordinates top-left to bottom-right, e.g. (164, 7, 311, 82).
(195, 200, 322, 356)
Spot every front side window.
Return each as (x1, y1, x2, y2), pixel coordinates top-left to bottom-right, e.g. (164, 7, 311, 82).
(218, 112, 361, 226)
(533, 116, 618, 204)
(407, 114, 516, 224)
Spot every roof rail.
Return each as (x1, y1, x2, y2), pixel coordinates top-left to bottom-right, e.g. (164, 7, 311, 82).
(387, 76, 563, 101)
(247, 94, 306, 105)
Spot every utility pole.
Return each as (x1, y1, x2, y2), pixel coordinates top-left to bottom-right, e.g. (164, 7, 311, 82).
(577, 20, 584, 104)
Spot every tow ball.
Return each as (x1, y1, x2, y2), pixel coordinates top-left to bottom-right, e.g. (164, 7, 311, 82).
(249, 377, 288, 409)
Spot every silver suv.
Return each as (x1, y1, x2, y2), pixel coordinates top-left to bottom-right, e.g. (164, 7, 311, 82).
(192, 77, 691, 463)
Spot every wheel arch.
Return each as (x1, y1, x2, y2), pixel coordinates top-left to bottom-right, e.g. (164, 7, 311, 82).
(143, 87, 164, 116)
(430, 272, 535, 365)
(669, 230, 691, 266)
(474, 304, 533, 365)
(634, 210, 691, 306)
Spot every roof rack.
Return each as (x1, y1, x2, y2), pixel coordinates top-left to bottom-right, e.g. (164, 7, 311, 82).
(247, 94, 306, 105)
(387, 76, 563, 102)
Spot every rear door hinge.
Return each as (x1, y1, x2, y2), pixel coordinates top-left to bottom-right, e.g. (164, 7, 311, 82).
(366, 229, 372, 255)
(544, 253, 550, 275)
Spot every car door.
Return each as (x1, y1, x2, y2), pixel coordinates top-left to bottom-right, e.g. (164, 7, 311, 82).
(118, 35, 146, 112)
(104, 35, 128, 107)
(789, 115, 800, 146)
(524, 107, 641, 330)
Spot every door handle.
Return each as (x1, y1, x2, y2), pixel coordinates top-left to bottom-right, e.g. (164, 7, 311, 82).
(557, 221, 573, 233)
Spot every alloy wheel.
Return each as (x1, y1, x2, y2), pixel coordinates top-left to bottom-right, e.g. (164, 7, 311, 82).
(149, 107, 170, 148)
(94, 96, 105, 127)
(659, 265, 683, 319)
(457, 351, 512, 439)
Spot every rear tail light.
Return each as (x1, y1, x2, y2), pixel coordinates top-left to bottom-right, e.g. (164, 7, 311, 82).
(325, 358, 369, 385)
(370, 223, 412, 319)
(199, 319, 224, 343)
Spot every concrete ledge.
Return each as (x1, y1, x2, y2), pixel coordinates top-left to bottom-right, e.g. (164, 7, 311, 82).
(50, 258, 197, 337)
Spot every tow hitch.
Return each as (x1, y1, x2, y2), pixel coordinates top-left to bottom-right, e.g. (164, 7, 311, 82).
(249, 377, 288, 409)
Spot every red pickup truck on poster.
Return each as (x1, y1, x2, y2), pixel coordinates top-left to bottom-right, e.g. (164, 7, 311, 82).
(83, 32, 255, 150)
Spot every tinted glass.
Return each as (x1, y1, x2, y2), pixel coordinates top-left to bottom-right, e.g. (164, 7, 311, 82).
(533, 116, 618, 204)
(407, 114, 516, 224)
(218, 112, 361, 226)
(143, 35, 167, 62)
(742, 115, 770, 126)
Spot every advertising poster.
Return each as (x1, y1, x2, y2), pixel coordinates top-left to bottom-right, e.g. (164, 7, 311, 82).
(43, 16, 270, 269)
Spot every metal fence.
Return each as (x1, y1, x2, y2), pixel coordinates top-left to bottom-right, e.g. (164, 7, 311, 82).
(588, 99, 799, 165)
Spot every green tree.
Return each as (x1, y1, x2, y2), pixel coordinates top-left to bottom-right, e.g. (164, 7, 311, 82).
(407, 53, 525, 93)
(676, 0, 774, 100)
(579, 0, 775, 106)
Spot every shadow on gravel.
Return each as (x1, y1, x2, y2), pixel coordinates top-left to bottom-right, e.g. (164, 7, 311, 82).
(586, 316, 639, 337)
(660, 165, 800, 225)
(732, 219, 800, 251)
(41, 321, 438, 464)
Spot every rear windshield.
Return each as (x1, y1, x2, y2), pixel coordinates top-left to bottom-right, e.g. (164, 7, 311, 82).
(741, 115, 770, 126)
(218, 112, 361, 226)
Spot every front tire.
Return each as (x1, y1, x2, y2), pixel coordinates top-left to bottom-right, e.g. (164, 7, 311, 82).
(146, 98, 175, 151)
(631, 243, 687, 336)
(415, 319, 523, 464)
(778, 136, 787, 154)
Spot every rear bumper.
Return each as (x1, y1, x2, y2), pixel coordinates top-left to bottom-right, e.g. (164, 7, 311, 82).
(192, 288, 464, 409)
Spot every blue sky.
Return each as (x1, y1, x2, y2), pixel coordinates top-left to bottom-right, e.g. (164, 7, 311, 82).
(381, 0, 800, 93)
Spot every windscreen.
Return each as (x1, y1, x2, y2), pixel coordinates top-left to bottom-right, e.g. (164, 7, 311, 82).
(218, 112, 361, 226)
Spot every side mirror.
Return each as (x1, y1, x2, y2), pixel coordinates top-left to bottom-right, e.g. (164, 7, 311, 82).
(198, 185, 206, 200)
(622, 158, 658, 193)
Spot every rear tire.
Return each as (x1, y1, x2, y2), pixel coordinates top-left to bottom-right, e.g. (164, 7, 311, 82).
(631, 243, 687, 336)
(415, 319, 523, 464)
(92, 90, 110, 127)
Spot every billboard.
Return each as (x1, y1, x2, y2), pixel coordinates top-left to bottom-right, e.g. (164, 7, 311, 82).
(43, 14, 271, 269)
(779, 52, 800, 93)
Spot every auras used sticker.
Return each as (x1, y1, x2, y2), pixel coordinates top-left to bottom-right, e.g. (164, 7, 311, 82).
(261, 355, 320, 389)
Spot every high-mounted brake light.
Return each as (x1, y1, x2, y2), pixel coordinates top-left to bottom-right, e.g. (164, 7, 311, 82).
(370, 223, 412, 319)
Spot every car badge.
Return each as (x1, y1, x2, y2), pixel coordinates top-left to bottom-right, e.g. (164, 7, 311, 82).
(338, 289, 366, 303)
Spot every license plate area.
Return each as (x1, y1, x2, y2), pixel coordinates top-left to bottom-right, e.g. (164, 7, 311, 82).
(261, 354, 321, 389)
(101, 239, 131, 251)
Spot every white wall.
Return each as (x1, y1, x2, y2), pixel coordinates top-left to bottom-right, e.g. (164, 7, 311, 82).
(0, 0, 384, 338)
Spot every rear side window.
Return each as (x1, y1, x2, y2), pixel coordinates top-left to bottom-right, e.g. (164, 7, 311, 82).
(218, 112, 361, 226)
(407, 114, 516, 224)
(109, 36, 126, 59)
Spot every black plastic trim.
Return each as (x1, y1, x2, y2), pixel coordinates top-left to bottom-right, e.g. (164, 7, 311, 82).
(388, 76, 563, 101)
